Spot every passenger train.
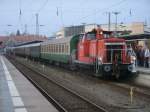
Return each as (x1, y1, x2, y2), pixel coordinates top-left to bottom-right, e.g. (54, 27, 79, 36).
(6, 28, 137, 78)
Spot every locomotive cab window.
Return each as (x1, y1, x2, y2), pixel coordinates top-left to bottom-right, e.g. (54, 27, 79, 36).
(86, 33, 96, 40)
(79, 35, 84, 41)
(103, 34, 110, 38)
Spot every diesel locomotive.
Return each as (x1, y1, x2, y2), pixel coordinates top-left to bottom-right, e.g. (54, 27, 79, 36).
(6, 28, 137, 78)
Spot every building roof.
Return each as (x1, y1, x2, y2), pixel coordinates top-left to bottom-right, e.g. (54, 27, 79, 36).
(9, 35, 48, 42)
(14, 40, 42, 47)
(119, 33, 150, 40)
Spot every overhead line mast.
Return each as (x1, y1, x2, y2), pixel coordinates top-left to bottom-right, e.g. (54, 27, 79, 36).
(36, 13, 39, 36)
(113, 12, 120, 33)
(19, 0, 22, 33)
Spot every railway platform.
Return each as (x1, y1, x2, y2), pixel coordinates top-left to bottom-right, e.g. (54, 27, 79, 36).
(0, 55, 58, 112)
(137, 67, 150, 75)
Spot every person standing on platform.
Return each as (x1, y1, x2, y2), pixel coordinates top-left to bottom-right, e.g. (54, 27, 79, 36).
(138, 46, 144, 66)
(144, 47, 150, 68)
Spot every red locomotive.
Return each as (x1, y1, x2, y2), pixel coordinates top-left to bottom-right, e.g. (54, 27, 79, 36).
(75, 28, 137, 78)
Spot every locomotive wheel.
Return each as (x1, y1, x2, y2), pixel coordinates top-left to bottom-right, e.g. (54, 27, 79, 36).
(69, 64, 77, 71)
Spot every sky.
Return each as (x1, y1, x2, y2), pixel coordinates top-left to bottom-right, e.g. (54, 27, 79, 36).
(0, 0, 150, 37)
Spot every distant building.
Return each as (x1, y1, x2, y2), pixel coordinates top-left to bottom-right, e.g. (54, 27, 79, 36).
(0, 35, 48, 47)
(56, 22, 150, 38)
(56, 25, 84, 39)
(56, 28, 65, 39)
(85, 22, 148, 35)
(9, 35, 47, 43)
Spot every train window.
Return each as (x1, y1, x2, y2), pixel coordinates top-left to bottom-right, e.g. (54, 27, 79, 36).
(53, 44, 54, 53)
(51, 44, 53, 52)
(48, 45, 50, 52)
(62, 44, 63, 53)
(47, 45, 49, 52)
(66, 44, 68, 53)
(50, 45, 51, 52)
(58, 44, 59, 53)
(44, 45, 46, 52)
(62, 44, 64, 53)
(64, 44, 66, 53)
(53, 44, 55, 53)
(55, 45, 57, 53)
(51, 44, 53, 53)
(43, 46, 44, 52)
(56, 44, 58, 53)
(103, 34, 110, 38)
(55, 44, 56, 53)
(55, 45, 56, 53)
(49, 45, 51, 52)
(50, 44, 52, 53)
(47, 45, 48, 52)
(48, 45, 49, 52)
(86, 33, 96, 40)
(45, 45, 46, 52)
(58, 44, 60, 53)
(41, 46, 42, 52)
(54, 44, 56, 53)
(57, 44, 59, 53)
(53, 45, 54, 53)
(59, 44, 61, 53)
(43, 45, 45, 52)
(61, 44, 63, 53)
(46, 45, 48, 52)
(46, 45, 47, 52)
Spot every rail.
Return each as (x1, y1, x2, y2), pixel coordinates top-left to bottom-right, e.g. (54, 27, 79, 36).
(10, 57, 108, 112)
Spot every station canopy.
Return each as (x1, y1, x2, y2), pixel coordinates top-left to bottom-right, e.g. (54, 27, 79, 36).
(119, 33, 150, 40)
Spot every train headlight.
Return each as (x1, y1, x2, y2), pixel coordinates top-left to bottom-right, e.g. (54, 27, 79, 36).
(98, 57, 103, 65)
(128, 65, 133, 71)
(98, 57, 102, 61)
(104, 65, 111, 72)
(131, 56, 136, 63)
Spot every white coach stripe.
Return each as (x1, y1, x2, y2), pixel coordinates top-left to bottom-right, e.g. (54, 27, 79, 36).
(1, 56, 28, 112)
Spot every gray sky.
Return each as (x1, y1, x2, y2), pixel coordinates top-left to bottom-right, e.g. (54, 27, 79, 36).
(0, 0, 150, 36)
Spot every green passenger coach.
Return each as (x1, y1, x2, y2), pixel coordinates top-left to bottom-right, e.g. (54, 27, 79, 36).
(40, 34, 81, 64)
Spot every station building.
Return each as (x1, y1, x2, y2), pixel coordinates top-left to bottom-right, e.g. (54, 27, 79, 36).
(0, 35, 48, 52)
(56, 22, 150, 38)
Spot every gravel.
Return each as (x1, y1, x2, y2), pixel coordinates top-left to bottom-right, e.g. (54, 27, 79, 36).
(13, 57, 150, 112)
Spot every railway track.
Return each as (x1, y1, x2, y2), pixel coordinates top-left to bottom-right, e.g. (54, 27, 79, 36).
(9, 57, 108, 112)
(110, 80, 150, 99)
